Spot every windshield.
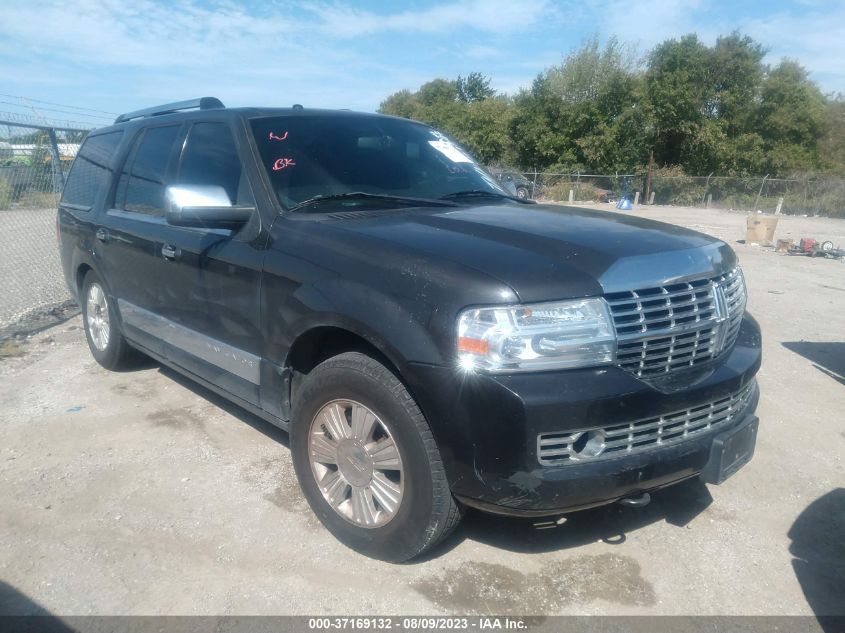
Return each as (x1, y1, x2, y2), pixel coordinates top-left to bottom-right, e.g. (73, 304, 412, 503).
(250, 114, 506, 210)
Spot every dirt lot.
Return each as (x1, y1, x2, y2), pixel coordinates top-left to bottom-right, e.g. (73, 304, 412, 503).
(0, 205, 843, 617)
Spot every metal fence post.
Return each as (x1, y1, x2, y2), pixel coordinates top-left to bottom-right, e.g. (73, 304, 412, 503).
(753, 174, 769, 212)
(702, 172, 713, 206)
(46, 127, 64, 193)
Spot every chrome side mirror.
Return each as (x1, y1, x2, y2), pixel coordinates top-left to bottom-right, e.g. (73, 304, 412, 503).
(165, 185, 254, 230)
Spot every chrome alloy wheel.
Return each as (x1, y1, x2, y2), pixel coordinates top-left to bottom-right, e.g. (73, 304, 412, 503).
(308, 399, 404, 528)
(86, 283, 110, 352)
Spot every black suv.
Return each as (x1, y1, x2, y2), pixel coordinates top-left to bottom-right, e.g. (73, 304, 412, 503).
(58, 98, 761, 562)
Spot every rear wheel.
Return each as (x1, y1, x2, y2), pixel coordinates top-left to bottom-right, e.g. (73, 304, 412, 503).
(516, 186, 529, 200)
(81, 270, 143, 370)
(290, 352, 461, 561)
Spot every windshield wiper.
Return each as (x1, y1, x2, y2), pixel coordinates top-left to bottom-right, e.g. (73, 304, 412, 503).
(440, 190, 533, 204)
(288, 192, 456, 212)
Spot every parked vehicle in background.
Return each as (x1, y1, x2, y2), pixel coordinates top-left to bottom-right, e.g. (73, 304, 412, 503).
(490, 167, 533, 199)
(58, 98, 761, 562)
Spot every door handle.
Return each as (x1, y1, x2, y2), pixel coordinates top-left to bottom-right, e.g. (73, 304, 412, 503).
(95, 228, 109, 242)
(161, 244, 178, 260)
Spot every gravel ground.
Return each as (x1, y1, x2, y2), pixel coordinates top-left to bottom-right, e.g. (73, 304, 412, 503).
(0, 205, 842, 617)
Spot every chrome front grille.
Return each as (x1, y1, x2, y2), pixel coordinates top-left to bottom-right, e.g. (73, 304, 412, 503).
(606, 268, 746, 378)
(537, 380, 756, 466)
(720, 268, 746, 347)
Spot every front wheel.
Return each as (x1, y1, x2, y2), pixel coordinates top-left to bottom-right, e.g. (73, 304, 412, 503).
(516, 186, 529, 200)
(290, 352, 461, 562)
(81, 270, 143, 370)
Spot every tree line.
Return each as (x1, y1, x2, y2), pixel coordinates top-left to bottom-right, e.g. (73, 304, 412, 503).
(378, 34, 845, 178)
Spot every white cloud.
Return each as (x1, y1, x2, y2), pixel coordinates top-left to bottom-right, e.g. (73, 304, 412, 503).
(594, 0, 716, 50)
(740, 6, 845, 91)
(491, 73, 536, 95)
(304, 0, 556, 38)
(0, 0, 309, 70)
(0, 0, 565, 113)
(0, 0, 404, 112)
(465, 45, 506, 60)
(0, 0, 557, 70)
(581, 0, 845, 92)
(1, 0, 842, 117)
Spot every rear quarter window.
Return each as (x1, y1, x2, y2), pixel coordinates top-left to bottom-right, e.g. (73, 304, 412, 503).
(61, 131, 124, 209)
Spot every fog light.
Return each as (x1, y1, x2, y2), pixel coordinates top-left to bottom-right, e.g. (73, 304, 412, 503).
(571, 429, 606, 458)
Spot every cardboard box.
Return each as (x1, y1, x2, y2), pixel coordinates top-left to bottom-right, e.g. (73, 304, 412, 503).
(746, 215, 778, 245)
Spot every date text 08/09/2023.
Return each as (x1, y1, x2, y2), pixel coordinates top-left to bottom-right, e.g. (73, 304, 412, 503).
(307, 617, 529, 630)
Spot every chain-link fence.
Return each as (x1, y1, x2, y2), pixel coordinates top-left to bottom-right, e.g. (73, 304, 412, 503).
(1, 117, 90, 332)
(519, 171, 845, 217)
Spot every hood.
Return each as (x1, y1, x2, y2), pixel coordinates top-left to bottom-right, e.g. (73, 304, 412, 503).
(324, 203, 736, 303)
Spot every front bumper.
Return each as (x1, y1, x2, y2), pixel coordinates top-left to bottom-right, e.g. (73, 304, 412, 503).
(402, 313, 762, 517)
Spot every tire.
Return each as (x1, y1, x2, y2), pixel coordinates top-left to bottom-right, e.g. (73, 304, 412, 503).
(290, 352, 461, 562)
(516, 186, 529, 200)
(81, 270, 143, 370)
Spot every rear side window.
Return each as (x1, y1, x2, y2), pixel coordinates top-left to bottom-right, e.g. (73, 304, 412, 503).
(116, 125, 180, 216)
(61, 131, 123, 209)
(178, 122, 248, 204)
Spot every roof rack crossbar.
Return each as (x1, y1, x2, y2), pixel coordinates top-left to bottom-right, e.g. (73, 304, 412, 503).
(114, 97, 225, 124)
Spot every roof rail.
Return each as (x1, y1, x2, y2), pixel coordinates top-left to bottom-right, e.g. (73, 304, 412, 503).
(114, 97, 225, 124)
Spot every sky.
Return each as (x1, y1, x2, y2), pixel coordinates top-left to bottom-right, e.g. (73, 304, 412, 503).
(0, 0, 843, 129)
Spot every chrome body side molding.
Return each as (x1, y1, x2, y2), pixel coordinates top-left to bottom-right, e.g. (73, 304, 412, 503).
(118, 299, 260, 384)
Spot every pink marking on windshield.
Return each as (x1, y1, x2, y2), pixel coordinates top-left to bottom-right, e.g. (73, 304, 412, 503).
(272, 158, 296, 171)
(269, 131, 289, 142)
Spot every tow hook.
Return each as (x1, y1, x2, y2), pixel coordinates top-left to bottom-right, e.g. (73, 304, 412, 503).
(618, 492, 651, 508)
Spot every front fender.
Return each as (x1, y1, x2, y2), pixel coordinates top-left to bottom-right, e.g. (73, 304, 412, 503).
(275, 277, 447, 369)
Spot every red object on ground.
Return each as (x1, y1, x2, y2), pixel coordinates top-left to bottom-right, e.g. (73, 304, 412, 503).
(799, 238, 817, 253)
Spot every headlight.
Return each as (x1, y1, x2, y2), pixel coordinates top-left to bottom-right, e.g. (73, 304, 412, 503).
(456, 298, 616, 372)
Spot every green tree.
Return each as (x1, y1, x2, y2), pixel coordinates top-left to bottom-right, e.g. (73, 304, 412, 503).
(451, 97, 515, 164)
(545, 35, 637, 105)
(819, 95, 845, 173)
(378, 34, 832, 177)
(755, 60, 826, 173)
(379, 73, 513, 164)
(457, 72, 495, 103)
(512, 36, 645, 172)
(417, 79, 458, 106)
(378, 89, 420, 119)
(650, 38, 831, 176)
(644, 34, 714, 170)
(709, 33, 766, 132)
(510, 76, 579, 170)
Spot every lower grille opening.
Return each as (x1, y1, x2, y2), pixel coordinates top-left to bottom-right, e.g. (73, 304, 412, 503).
(537, 380, 756, 466)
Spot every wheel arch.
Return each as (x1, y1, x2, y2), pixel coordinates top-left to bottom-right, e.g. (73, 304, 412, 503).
(76, 263, 94, 295)
(285, 323, 404, 380)
(70, 247, 110, 302)
(281, 319, 432, 435)
(74, 258, 125, 329)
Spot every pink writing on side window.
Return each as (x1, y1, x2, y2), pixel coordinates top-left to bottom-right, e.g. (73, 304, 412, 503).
(269, 131, 289, 141)
(272, 158, 296, 171)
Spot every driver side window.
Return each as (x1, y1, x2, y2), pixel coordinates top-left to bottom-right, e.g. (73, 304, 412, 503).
(178, 122, 253, 206)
